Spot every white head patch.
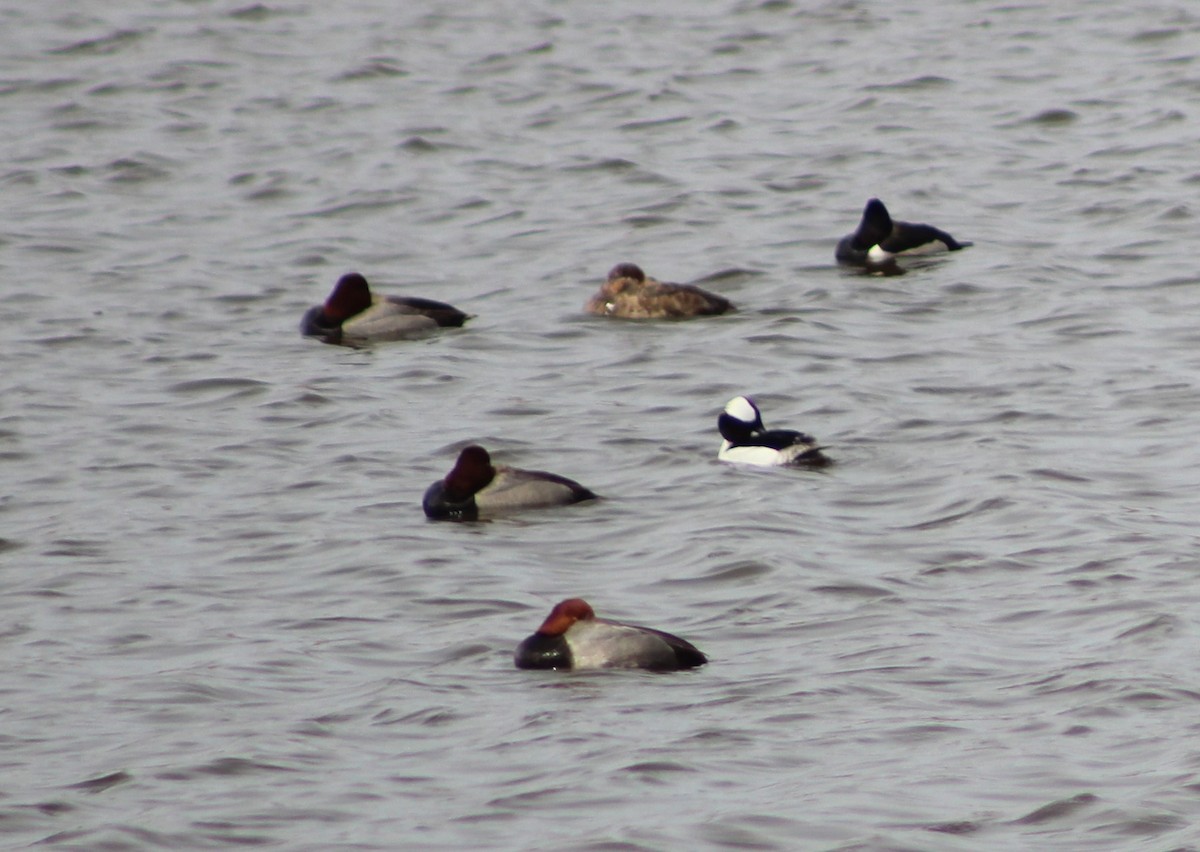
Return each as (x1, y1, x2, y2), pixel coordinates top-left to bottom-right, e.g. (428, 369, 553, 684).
(724, 395, 760, 424)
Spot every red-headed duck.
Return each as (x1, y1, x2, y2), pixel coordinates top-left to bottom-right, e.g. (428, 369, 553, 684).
(585, 263, 735, 319)
(836, 199, 971, 268)
(718, 395, 831, 467)
(514, 598, 707, 671)
(301, 272, 469, 345)
(422, 445, 596, 521)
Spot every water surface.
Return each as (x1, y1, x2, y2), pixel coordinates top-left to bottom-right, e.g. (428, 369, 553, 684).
(4, 1, 1200, 849)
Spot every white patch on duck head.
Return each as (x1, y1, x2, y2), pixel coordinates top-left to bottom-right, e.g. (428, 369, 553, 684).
(723, 395, 761, 426)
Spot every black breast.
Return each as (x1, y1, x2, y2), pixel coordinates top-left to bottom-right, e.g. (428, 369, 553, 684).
(513, 632, 572, 670)
(422, 480, 479, 521)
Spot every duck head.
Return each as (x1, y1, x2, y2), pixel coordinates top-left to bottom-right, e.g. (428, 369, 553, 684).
(422, 445, 497, 520)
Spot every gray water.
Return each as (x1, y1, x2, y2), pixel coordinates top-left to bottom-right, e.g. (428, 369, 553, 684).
(4, 1, 1200, 849)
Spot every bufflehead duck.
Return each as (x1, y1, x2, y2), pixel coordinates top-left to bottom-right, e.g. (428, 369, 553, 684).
(514, 598, 707, 671)
(301, 272, 469, 345)
(835, 199, 971, 267)
(585, 263, 735, 319)
(422, 445, 597, 521)
(717, 395, 831, 467)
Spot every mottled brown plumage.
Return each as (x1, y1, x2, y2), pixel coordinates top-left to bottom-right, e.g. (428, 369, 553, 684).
(585, 263, 734, 320)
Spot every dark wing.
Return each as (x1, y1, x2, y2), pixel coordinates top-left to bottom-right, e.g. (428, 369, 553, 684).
(789, 446, 833, 467)
(883, 221, 969, 253)
(669, 640, 708, 669)
(519, 470, 598, 503)
(652, 283, 734, 318)
(756, 428, 832, 467)
(384, 295, 471, 327)
(633, 626, 707, 670)
(753, 428, 818, 451)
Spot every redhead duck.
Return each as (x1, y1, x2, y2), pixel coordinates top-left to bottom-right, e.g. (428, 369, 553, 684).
(585, 263, 735, 319)
(718, 395, 830, 467)
(514, 598, 707, 671)
(301, 272, 469, 345)
(422, 445, 596, 521)
(835, 199, 971, 267)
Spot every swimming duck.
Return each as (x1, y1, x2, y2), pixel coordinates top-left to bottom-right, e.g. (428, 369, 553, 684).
(301, 272, 469, 344)
(514, 598, 707, 671)
(423, 445, 596, 521)
(585, 263, 735, 319)
(835, 198, 971, 267)
(717, 395, 830, 467)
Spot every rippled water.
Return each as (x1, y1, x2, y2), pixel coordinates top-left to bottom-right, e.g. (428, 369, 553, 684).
(5, 1, 1200, 849)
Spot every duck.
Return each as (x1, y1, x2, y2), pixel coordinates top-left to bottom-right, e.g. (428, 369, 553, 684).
(301, 272, 469, 345)
(585, 263, 735, 319)
(835, 198, 971, 267)
(717, 395, 831, 467)
(514, 598, 707, 671)
(422, 445, 597, 521)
